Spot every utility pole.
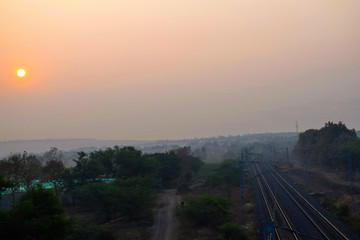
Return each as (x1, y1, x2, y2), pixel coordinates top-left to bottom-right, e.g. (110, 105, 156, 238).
(245, 148, 248, 169)
(239, 152, 245, 225)
(296, 121, 299, 136)
(264, 222, 276, 240)
(303, 150, 308, 186)
(274, 145, 277, 162)
(286, 147, 289, 167)
(347, 153, 356, 215)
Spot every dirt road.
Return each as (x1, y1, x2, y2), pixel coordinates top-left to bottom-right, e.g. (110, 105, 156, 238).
(152, 189, 178, 240)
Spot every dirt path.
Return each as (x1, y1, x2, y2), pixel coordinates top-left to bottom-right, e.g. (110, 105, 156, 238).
(152, 189, 178, 240)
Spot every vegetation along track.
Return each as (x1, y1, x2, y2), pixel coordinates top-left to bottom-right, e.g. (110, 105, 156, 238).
(252, 162, 359, 240)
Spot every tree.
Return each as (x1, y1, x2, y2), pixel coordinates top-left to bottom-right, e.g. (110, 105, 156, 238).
(61, 168, 77, 205)
(148, 152, 181, 187)
(337, 141, 360, 171)
(113, 146, 160, 178)
(170, 147, 204, 183)
(293, 122, 359, 167)
(218, 222, 248, 240)
(43, 148, 65, 195)
(0, 174, 13, 201)
(43, 147, 64, 163)
(0, 185, 73, 240)
(0, 153, 24, 182)
(181, 194, 231, 227)
(69, 221, 116, 240)
(73, 152, 104, 185)
(192, 147, 207, 161)
(0, 152, 41, 201)
(89, 147, 116, 177)
(74, 176, 156, 223)
(21, 152, 42, 190)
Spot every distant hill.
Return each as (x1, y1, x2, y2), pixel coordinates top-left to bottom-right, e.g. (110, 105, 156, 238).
(0, 132, 299, 164)
(0, 139, 151, 158)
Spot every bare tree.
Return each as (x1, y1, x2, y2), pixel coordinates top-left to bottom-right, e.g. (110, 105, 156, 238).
(1, 153, 25, 202)
(0, 157, 21, 202)
(21, 152, 42, 190)
(0, 152, 42, 202)
(43, 147, 65, 195)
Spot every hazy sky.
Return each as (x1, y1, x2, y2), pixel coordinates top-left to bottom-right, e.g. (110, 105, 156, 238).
(1, 0, 360, 141)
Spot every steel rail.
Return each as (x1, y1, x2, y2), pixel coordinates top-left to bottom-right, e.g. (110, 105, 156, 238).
(253, 164, 299, 240)
(252, 164, 281, 240)
(265, 164, 350, 240)
(264, 164, 330, 239)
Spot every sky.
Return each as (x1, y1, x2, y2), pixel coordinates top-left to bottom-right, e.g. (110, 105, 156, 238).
(1, 0, 360, 141)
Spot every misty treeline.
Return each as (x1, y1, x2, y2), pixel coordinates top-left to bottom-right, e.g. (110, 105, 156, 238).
(292, 122, 360, 170)
(188, 132, 298, 163)
(0, 148, 65, 200)
(0, 145, 204, 240)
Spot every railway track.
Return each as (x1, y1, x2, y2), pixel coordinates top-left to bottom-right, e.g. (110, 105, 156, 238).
(253, 163, 298, 239)
(252, 162, 359, 240)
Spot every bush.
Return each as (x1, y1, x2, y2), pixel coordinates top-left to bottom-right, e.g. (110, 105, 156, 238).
(69, 222, 116, 240)
(205, 159, 239, 188)
(182, 194, 231, 227)
(337, 203, 350, 218)
(206, 174, 225, 188)
(74, 176, 156, 223)
(0, 185, 74, 240)
(177, 181, 191, 193)
(218, 222, 248, 240)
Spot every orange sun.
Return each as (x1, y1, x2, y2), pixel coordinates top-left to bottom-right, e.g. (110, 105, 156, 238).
(17, 69, 26, 77)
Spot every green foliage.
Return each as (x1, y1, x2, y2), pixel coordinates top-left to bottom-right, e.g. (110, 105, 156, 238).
(114, 175, 158, 189)
(293, 122, 359, 167)
(0, 174, 13, 194)
(85, 146, 202, 189)
(0, 152, 42, 202)
(89, 147, 117, 177)
(205, 159, 239, 188)
(218, 222, 248, 240)
(75, 176, 156, 223)
(0, 185, 73, 240)
(89, 146, 161, 179)
(43, 148, 65, 195)
(69, 221, 116, 240)
(62, 168, 77, 195)
(177, 181, 191, 193)
(74, 182, 109, 213)
(337, 204, 350, 218)
(0, 152, 42, 190)
(73, 152, 105, 185)
(206, 173, 225, 188)
(148, 152, 181, 187)
(191, 156, 204, 173)
(170, 147, 205, 184)
(337, 141, 360, 170)
(181, 194, 231, 227)
(114, 147, 160, 178)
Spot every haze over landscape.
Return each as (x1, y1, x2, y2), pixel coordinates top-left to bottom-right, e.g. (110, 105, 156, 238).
(1, 0, 360, 141)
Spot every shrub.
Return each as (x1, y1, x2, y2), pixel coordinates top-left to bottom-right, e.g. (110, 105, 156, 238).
(182, 194, 231, 227)
(218, 222, 248, 240)
(0, 185, 74, 240)
(337, 203, 350, 218)
(69, 222, 116, 240)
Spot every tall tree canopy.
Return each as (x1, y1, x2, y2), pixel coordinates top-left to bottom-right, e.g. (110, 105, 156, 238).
(293, 122, 359, 167)
(43, 147, 65, 195)
(0, 185, 73, 240)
